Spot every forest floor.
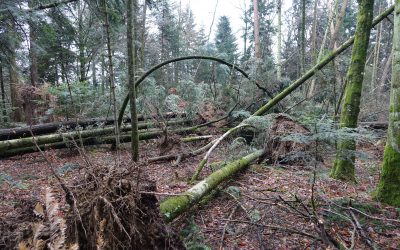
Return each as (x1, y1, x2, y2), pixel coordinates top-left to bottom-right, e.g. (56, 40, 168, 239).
(1, 135, 400, 249)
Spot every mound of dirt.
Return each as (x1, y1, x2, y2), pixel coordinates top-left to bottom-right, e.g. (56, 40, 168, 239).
(3, 165, 184, 250)
(263, 113, 312, 165)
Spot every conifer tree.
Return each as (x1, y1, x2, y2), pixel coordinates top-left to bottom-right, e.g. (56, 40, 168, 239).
(215, 16, 238, 62)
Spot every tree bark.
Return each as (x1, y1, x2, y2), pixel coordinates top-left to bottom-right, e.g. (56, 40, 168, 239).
(375, 0, 400, 207)
(28, 0, 39, 86)
(0, 124, 198, 158)
(127, 0, 139, 161)
(160, 149, 265, 221)
(253, 0, 261, 59)
(0, 113, 183, 140)
(253, 4, 393, 116)
(102, 0, 120, 149)
(331, 0, 374, 182)
(371, 4, 383, 90)
(300, 0, 306, 74)
(307, 0, 337, 97)
(242, 1, 248, 59)
(0, 119, 191, 153)
(277, 0, 282, 81)
(78, 0, 86, 82)
(140, 0, 147, 69)
(9, 21, 23, 122)
(0, 62, 7, 123)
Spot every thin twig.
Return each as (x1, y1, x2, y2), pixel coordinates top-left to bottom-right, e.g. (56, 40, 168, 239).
(219, 205, 238, 250)
(349, 211, 379, 250)
(98, 196, 132, 240)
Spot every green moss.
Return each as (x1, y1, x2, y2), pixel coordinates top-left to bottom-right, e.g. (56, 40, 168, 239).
(160, 194, 192, 222)
(375, 145, 400, 207)
(331, 139, 357, 182)
(374, 1, 400, 208)
(160, 150, 264, 221)
(332, 0, 373, 182)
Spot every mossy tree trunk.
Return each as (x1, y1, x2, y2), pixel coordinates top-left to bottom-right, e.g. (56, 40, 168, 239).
(254, 4, 393, 116)
(0, 119, 189, 153)
(160, 149, 265, 221)
(331, 0, 374, 182)
(127, 0, 139, 161)
(0, 62, 7, 123)
(375, 0, 400, 207)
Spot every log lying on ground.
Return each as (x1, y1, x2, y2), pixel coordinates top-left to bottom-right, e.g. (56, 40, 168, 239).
(159, 149, 265, 221)
(0, 112, 184, 141)
(159, 7, 396, 223)
(0, 126, 208, 158)
(0, 119, 190, 153)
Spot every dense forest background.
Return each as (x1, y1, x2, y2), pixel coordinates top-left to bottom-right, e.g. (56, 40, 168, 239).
(0, 0, 393, 125)
(1, 0, 400, 249)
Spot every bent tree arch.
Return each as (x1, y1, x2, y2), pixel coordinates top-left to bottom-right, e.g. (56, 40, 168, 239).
(118, 55, 249, 128)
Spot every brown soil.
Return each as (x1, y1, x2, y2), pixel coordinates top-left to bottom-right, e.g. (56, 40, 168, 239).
(1, 125, 399, 249)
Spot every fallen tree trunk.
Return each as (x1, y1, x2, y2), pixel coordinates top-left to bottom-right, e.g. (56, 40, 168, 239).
(0, 119, 191, 153)
(253, 4, 394, 116)
(118, 56, 249, 129)
(190, 124, 251, 182)
(158, 6, 396, 223)
(0, 126, 206, 158)
(159, 149, 265, 221)
(0, 112, 184, 141)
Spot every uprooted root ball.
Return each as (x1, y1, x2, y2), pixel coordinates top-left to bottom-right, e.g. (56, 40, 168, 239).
(11, 165, 184, 250)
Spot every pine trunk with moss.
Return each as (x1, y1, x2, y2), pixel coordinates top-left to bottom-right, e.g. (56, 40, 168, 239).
(330, 0, 374, 182)
(375, 0, 400, 207)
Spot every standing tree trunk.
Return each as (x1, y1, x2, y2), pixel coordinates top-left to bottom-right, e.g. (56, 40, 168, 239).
(102, 0, 120, 150)
(0, 62, 7, 123)
(78, 0, 86, 82)
(101, 52, 106, 94)
(331, 0, 374, 182)
(371, 4, 383, 90)
(140, 0, 147, 69)
(127, 0, 139, 161)
(9, 20, 22, 122)
(375, 1, 400, 206)
(378, 48, 393, 122)
(307, 0, 337, 97)
(277, 0, 282, 82)
(300, 0, 306, 74)
(311, 0, 318, 62)
(242, 1, 248, 60)
(330, 0, 350, 112)
(28, 0, 39, 86)
(92, 58, 97, 88)
(253, 0, 261, 60)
